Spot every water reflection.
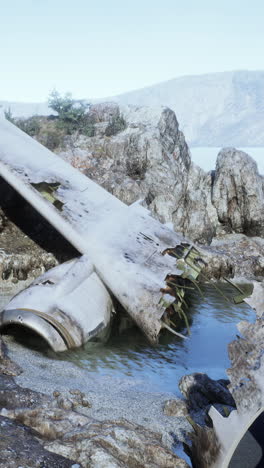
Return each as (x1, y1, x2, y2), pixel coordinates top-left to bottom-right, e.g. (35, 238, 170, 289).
(43, 283, 255, 393)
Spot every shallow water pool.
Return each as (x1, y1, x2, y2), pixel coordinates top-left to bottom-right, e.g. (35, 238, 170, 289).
(27, 282, 255, 394)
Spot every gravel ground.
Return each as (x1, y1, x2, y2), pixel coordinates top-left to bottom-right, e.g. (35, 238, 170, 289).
(3, 334, 191, 452)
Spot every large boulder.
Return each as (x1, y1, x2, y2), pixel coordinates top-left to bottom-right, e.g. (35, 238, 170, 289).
(172, 163, 219, 243)
(212, 148, 264, 236)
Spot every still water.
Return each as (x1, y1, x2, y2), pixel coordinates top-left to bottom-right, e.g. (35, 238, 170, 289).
(35, 282, 254, 394)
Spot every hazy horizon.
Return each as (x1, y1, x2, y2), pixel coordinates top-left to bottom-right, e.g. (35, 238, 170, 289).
(2, 0, 264, 101)
(1, 69, 264, 104)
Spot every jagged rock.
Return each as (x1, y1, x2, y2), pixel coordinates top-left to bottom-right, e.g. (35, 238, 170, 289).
(227, 315, 264, 414)
(212, 148, 264, 236)
(0, 416, 76, 468)
(44, 417, 189, 468)
(201, 233, 264, 280)
(179, 373, 235, 411)
(58, 105, 264, 246)
(163, 399, 188, 417)
(0, 251, 57, 282)
(58, 104, 220, 244)
(1, 405, 188, 468)
(172, 164, 219, 244)
(59, 104, 203, 239)
(0, 375, 49, 410)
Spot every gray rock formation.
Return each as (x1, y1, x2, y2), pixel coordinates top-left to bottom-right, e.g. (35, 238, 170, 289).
(58, 104, 264, 246)
(201, 234, 264, 280)
(163, 399, 188, 417)
(179, 374, 235, 412)
(1, 104, 264, 282)
(58, 103, 218, 244)
(212, 148, 264, 236)
(62, 104, 192, 218)
(0, 416, 76, 468)
(0, 103, 264, 285)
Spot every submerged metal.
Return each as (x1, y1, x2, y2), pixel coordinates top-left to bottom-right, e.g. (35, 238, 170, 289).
(186, 281, 264, 468)
(0, 256, 114, 351)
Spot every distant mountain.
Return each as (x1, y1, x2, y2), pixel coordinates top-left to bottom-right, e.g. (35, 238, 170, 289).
(111, 70, 264, 146)
(1, 70, 264, 146)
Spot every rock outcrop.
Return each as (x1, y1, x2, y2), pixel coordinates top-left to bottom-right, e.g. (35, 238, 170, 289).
(0, 337, 188, 468)
(58, 103, 218, 244)
(212, 148, 264, 236)
(179, 374, 235, 412)
(0, 415, 76, 468)
(56, 104, 264, 246)
(61, 104, 193, 227)
(1, 104, 264, 282)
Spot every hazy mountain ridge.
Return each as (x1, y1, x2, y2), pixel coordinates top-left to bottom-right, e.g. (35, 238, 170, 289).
(1, 70, 264, 146)
(111, 70, 264, 146)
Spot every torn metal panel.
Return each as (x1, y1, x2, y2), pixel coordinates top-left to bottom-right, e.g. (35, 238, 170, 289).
(188, 281, 264, 468)
(0, 118, 204, 343)
(244, 280, 264, 317)
(0, 256, 114, 352)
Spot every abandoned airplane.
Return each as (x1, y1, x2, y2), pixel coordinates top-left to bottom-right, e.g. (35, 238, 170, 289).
(0, 116, 204, 350)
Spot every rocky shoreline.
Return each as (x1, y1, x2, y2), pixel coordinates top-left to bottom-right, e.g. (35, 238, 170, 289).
(0, 309, 240, 468)
(0, 279, 262, 467)
(1, 330, 191, 467)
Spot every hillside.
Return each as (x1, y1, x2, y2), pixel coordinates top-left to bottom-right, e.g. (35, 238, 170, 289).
(111, 70, 264, 146)
(1, 70, 264, 146)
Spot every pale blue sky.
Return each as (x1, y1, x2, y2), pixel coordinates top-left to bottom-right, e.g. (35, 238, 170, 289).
(1, 0, 264, 101)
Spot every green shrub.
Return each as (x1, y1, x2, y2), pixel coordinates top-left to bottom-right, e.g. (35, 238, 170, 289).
(105, 114, 127, 136)
(4, 107, 16, 124)
(4, 108, 42, 137)
(48, 89, 93, 136)
(37, 129, 63, 151)
(15, 116, 41, 136)
(82, 124, 95, 137)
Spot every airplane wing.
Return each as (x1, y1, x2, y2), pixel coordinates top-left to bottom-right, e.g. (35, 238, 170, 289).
(0, 117, 202, 343)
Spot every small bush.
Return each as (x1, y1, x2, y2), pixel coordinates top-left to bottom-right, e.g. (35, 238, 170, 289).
(79, 113, 96, 137)
(48, 89, 93, 136)
(4, 107, 16, 124)
(105, 114, 126, 136)
(15, 116, 41, 136)
(37, 129, 63, 151)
